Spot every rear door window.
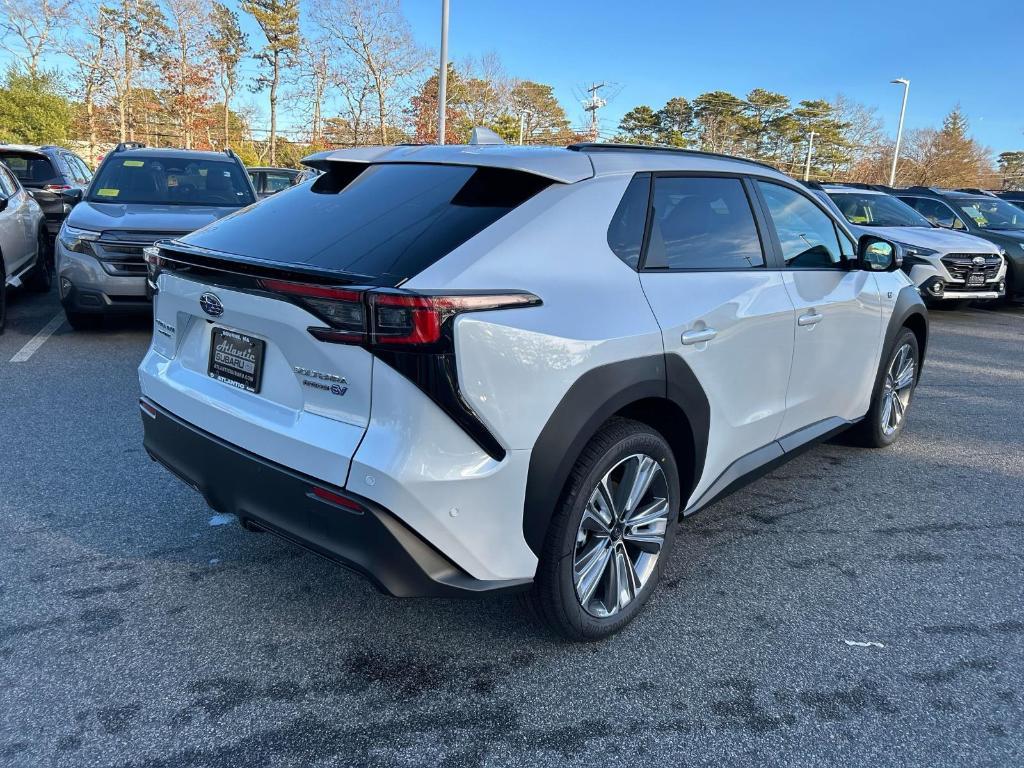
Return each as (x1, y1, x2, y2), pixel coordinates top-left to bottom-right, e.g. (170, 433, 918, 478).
(180, 163, 552, 286)
(644, 176, 764, 270)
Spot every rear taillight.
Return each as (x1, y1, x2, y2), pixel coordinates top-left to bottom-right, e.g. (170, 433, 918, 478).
(261, 278, 541, 350)
(42, 184, 71, 192)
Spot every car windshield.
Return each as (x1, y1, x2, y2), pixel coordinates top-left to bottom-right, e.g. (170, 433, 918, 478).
(955, 197, 1024, 231)
(829, 192, 932, 228)
(88, 155, 255, 206)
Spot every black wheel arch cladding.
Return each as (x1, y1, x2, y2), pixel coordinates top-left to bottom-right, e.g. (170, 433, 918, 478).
(522, 353, 710, 557)
(886, 284, 929, 367)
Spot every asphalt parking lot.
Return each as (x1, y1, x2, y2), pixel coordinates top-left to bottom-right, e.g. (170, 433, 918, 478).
(1, 288, 1022, 768)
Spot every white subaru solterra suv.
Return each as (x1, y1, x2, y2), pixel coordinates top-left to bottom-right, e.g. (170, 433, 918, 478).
(139, 140, 928, 640)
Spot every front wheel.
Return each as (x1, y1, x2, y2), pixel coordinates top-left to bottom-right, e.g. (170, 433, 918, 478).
(850, 328, 919, 448)
(65, 310, 103, 331)
(527, 418, 680, 641)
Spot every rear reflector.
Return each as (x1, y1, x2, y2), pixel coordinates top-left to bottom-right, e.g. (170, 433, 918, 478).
(139, 398, 158, 419)
(309, 486, 365, 514)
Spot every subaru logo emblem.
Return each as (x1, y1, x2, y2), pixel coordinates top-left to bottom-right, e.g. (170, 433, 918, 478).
(199, 292, 224, 317)
(972, 255, 986, 266)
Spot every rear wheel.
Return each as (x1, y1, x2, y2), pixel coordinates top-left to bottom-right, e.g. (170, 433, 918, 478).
(25, 230, 52, 293)
(849, 328, 919, 448)
(528, 417, 680, 641)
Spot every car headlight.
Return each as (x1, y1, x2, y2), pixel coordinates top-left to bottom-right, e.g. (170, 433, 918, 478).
(59, 224, 101, 255)
(894, 243, 938, 264)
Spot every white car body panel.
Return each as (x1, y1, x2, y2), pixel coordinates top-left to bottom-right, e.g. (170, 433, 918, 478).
(639, 271, 796, 505)
(140, 271, 373, 485)
(778, 270, 884, 434)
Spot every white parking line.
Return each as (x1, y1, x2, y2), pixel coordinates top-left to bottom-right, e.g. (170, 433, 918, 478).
(9, 312, 65, 363)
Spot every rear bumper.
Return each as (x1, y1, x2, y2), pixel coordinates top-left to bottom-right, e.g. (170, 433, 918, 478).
(140, 397, 530, 598)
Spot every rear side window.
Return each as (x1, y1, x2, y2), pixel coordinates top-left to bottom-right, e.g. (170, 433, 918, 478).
(182, 163, 552, 286)
(607, 173, 650, 269)
(0, 152, 57, 187)
(645, 176, 764, 270)
(899, 196, 966, 231)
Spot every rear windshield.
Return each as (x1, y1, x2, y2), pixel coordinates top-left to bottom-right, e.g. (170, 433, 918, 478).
(179, 163, 552, 285)
(88, 156, 255, 207)
(0, 152, 58, 187)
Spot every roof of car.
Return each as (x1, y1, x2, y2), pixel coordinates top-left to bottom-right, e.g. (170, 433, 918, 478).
(0, 144, 56, 154)
(303, 142, 793, 184)
(821, 185, 886, 195)
(246, 166, 300, 173)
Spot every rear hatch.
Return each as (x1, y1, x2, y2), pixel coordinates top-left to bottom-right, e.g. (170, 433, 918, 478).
(0, 150, 64, 217)
(142, 160, 555, 485)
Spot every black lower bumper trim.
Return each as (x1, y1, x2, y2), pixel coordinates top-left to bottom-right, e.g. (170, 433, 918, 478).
(61, 285, 151, 314)
(140, 399, 530, 598)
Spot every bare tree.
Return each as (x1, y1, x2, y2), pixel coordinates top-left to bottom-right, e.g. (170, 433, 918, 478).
(99, 0, 167, 142)
(64, 4, 109, 162)
(288, 38, 331, 146)
(0, 0, 70, 78)
(241, 0, 300, 165)
(334, 60, 374, 145)
(312, 0, 426, 144)
(162, 0, 214, 148)
(208, 1, 247, 149)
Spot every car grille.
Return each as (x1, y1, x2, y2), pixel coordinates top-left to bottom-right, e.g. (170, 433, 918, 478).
(941, 254, 1002, 282)
(94, 231, 189, 276)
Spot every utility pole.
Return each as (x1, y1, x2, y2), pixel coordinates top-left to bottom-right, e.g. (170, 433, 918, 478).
(583, 82, 606, 142)
(889, 78, 910, 186)
(437, 0, 449, 145)
(803, 131, 816, 182)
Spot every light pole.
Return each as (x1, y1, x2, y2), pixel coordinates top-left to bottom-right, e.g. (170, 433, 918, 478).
(803, 131, 816, 182)
(889, 78, 910, 187)
(437, 0, 449, 145)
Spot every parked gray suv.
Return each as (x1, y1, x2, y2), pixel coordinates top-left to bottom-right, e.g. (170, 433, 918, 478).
(56, 145, 256, 329)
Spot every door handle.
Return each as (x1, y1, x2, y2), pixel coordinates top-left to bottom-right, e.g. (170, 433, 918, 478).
(681, 327, 717, 345)
(798, 311, 823, 327)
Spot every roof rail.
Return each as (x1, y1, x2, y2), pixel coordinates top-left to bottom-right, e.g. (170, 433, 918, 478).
(113, 141, 146, 153)
(955, 187, 997, 197)
(815, 181, 892, 192)
(567, 142, 780, 173)
(224, 147, 238, 161)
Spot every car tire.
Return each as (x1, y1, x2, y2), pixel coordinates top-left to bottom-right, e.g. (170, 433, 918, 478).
(25, 231, 52, 293)
(65, 310, 102, 331)
(527, 417, 680, 641)
(849, 328, 919, 449)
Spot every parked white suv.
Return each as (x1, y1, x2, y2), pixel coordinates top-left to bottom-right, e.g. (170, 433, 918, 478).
(810, 182, 1006, 308)
(139, 140, 928, 639)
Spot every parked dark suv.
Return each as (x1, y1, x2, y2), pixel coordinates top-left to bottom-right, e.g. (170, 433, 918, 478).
(894, 186, 1024, 303)
(0, 144, 92, 239)
(994, 190, 1024, 208)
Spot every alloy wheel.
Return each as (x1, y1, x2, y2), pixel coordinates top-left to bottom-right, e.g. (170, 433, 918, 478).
(572, 453, 670, 618)
(881, 342, 915, 437)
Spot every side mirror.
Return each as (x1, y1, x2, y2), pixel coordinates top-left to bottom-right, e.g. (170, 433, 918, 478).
(61, 187, 83, 206)
(858, 235, 901, 272)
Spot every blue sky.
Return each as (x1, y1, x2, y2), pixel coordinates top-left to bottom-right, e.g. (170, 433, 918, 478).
(396, 0, 1024, 152)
